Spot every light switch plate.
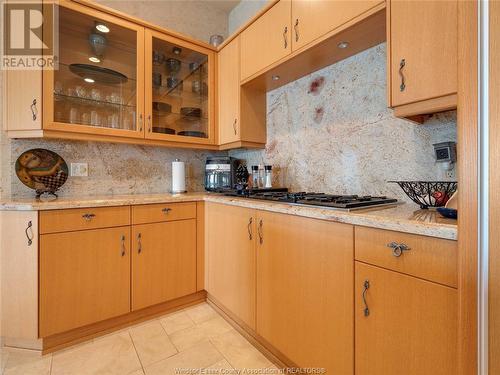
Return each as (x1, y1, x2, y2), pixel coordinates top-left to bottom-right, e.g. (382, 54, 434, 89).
(70, 163, 88, 177)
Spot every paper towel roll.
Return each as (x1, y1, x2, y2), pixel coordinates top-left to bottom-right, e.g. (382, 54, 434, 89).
(172, 159, 186, 193)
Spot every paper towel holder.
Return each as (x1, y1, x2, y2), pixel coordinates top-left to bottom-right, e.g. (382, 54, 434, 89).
(171, 158, 187, 194)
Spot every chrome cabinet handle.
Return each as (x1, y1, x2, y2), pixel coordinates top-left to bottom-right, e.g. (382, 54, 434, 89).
(294, 19, 299, 42)
(147, 114, 152, 132)
(362, 280, 370, 317)
(137, 233, 142, 254)
(258, 219, 263, 245)
(283, 26, 288, 49)
(247, 217, 253, 240)
(82, 213, 96, 221)
(120, 235, 126, 257)
(25, 220, 33, 246)
(162, 207, 171, 214)
(399, 59, 406, 91)
(139, 113, 143, 132)
(30, 99, 37, 121)
(233, 118, 238, 135)
(387, 242, 411, 257)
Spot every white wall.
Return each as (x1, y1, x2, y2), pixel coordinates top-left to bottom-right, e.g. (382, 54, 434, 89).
(228, 0, 268, 34)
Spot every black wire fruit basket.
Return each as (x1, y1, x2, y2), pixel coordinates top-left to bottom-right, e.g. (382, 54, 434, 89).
(389, 181, 458, 209)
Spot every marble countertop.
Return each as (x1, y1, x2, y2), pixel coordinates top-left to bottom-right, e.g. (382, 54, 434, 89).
(0, 192, 457, 240)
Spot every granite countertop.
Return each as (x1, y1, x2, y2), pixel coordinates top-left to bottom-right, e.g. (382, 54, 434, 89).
(0, 193, 457, 240)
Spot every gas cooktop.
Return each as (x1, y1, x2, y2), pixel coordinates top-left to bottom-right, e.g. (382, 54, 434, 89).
(224, 191, 399, 211)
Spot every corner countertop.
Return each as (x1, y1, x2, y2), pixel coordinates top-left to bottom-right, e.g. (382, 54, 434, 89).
(0, 192, 457, 240)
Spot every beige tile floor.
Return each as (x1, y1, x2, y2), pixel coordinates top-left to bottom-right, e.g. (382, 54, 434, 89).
(0, 303, 278, 375)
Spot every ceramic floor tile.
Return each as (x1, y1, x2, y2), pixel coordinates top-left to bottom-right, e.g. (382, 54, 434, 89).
(130, 321, 178, 367)
(210, 330, 275, 370)
(205, 359, 233, 370)
(184, 303, 218, 324)
(159, 310, 195, 335)
(169, 316, 234, 352)
(51, 330, 142, 375)
(2, 348, 51, 375)
(144, 340, 223, 375)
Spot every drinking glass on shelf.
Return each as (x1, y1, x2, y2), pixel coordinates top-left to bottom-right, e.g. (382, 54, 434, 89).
(90, 110, 100, 126)
(110, 92, 122, 104)
(69, 107, 79, 123)
(81, 112, 90, 125)
(90, 88, 101, 101)
(75, 86, 86, 98)
(54, 81, 63, 95)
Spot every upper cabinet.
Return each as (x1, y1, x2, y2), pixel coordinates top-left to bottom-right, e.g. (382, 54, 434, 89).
(218, 36, 267, 149)
(388, 0, 458, 119)
(240, 0, 292, 81)
(43, 3, 145, 139)
(145, 30, 216, 145)
(5, 0, 218, 149)
(291, 0, 382, 51)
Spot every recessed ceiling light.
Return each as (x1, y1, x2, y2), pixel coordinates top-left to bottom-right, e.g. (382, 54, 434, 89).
(95, 23, 110, 33)
(272, 75, 280, 81)
(173, 47, 182, 55)
(84, 77, 95, 83)
(88, 56, 101, 63)
(337, 41, 349, 49)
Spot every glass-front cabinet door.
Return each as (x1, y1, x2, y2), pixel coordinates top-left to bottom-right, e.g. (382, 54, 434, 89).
(43, 2, 145, 138)
(145, 30, 215, 145)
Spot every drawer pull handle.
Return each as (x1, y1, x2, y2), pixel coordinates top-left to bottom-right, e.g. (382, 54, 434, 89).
(399, 59, 406, 92)
(82, 213, 96, 221)
(362, 280, 370, 317)
(162, 208, 172, 214)
(139, 113, 143, 132)
(137, 233, 142, 254)
(25, 220, 33, 246)
(233, 118, 238, 135)
(120, 235, 126, 257)
(283, 26, 288, 49)
(258, 219, 263, 245)
(387, 242, 411, 257)
(247, 217, 253, 240)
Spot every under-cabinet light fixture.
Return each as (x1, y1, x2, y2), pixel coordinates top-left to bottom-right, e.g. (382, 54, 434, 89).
(337, 41, 349, 49)
(84, 77, 95, 83)
(272, 75, 280, 81)
(88, 56, 101, 63)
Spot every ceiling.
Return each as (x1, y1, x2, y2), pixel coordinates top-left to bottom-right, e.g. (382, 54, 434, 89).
(201, 0, 241, 13)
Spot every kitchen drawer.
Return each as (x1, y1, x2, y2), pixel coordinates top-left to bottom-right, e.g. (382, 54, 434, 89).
(40, 206, 131, 234)
(355, 226, 457, 287)
(132, 202, 196, 224)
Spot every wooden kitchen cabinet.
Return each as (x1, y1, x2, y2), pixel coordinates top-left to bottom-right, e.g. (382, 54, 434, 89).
(131, 219, 197, 310)
(355, 261, 458, 375)
(206, 203, 256, 329)
(218, 36, 267, 149)
(256, 211, 354, 373)
(388, 0, 457, 118)
(240, 0, 292, 81)
(40, 226, 131, 337)
(291, 0, 382, 51)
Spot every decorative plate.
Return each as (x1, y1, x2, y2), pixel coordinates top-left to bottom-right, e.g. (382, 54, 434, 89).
(15, 149, 69, 198)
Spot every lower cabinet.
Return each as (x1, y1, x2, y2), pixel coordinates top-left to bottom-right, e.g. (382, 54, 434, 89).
(355, 261, 458, 375)
(206, 203, 256, 329)
(131, 219, 197, 311)
(256, 211, 354, 373)
(40, 226, 131, 337)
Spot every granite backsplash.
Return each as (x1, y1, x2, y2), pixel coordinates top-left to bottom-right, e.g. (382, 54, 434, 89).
(230, 44, 457, 204)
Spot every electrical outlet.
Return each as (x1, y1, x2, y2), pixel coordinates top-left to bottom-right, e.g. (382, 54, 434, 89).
(446, 169, 455, 179)
(70, 163, 88, 177)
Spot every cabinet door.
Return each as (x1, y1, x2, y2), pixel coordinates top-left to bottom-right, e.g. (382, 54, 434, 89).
(240, 0, 292, 81)
(355, 262, 457, 375)
(145, 29, 216, 145)
(132, 220, 196, 310)
(218, 37, 241, 145)
(390, 0, 457, 106)
(292, 0, 381, 51)
(256, 211, 353, 373)
(206, 203, 256, 329)
(43, 1, 145, 139)
(40, 226, 131, 337)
